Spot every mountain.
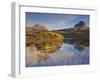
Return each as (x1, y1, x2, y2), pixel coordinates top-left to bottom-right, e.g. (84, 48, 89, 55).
(52, 21, 89, 32)
(52, 21, 89, 46)
(52, 28, 73, 32)
(32, 24, 48, 32)
(26, 24, 48, 36)
(26, 24, 64, 48)
(74, 21, 88, 30)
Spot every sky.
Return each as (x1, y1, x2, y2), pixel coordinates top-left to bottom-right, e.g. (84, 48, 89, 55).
(26, 12, 89, 30)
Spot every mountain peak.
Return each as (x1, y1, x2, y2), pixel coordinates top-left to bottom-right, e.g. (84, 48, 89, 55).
(26, 24, 48, 36)
(74, 21, 87, 28)
(32, 24, 48, 32)
(33, 24, 44, 27)
(74, 21, 88, 30)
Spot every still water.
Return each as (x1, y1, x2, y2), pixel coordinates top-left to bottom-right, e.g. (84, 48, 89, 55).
(26, 43, 89, 67)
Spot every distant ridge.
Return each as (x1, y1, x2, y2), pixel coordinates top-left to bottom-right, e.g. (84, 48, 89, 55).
(52, 21, 89, 32)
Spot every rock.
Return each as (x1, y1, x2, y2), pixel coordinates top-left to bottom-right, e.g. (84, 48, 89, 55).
(74, 21, 88, 30)
(32, 24, 48, 33)
(26, 24, 48, 36)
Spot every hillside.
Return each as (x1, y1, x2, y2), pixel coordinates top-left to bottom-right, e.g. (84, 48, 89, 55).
(52, 21, 89, 33)
(52, 21, 89, 46)
(26, 24, 48, 36)
(26, 24, 64, 52)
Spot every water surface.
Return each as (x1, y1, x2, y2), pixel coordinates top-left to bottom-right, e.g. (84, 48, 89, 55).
(26, 43, 89, 67)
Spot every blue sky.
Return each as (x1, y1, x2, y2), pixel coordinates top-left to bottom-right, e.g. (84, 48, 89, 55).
(26, 12, 89, 30)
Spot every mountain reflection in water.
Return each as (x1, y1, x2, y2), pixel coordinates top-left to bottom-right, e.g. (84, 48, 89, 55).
(26, 43, 89, 67)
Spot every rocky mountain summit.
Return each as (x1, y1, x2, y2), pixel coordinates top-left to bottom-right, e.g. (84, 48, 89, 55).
(74, 21, 88, 30)
(26, 24, 48, 36)
(32, 24, 48, 32)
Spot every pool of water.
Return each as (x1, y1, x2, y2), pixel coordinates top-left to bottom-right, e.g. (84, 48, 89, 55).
(26, 43, 89, 67)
